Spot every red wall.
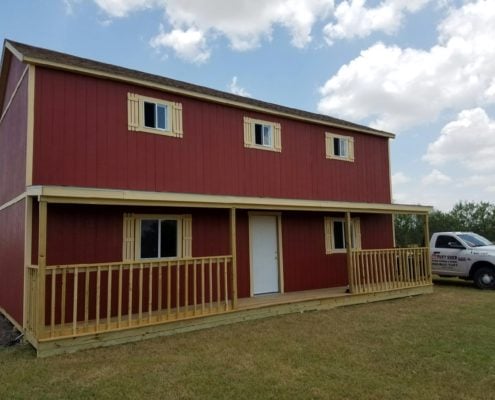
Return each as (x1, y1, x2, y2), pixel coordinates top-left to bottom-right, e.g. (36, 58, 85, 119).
(282, 212, 347, 291)
(0, 55, 28, 326)
(1, 54, 26, 115)
(33, 67, 391, 203)
(40, 205, 393, 298)
(0, 200, 25, 325)
(0, 61, 27, 205)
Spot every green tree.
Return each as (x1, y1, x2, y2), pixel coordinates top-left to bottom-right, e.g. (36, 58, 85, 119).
(394, 214, 425, 247)
(394, 201, 495, 246)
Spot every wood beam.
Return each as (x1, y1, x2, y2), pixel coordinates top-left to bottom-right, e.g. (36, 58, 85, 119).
(229, 208, 238, 309)
(345, 212, 354, 294)
(37, 200, 47, 337)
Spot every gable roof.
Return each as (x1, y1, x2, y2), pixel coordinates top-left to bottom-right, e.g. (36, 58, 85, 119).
(2, 39, 394, 138)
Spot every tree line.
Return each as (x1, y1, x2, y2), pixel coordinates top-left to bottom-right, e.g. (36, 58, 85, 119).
(394, 201, 495, 247)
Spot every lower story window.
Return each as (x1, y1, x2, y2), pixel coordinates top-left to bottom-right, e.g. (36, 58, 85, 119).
(140, 218, 179, 259)
(122, 213, 192, 261)
(324, 217, 361, 254)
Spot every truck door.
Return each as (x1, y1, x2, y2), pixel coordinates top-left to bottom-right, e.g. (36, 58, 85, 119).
(431, 234, 466, 275)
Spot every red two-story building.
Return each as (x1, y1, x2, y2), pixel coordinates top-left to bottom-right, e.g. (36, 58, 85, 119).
(0, 40, 432, 356)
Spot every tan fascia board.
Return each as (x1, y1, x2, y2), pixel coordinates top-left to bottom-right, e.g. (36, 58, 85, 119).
(19, 55, 394, 139)
(27, 185, 432, 215)
(4, 42, 25, 62)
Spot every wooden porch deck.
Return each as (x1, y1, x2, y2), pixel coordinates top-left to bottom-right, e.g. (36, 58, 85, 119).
(33, 283, 432, 357)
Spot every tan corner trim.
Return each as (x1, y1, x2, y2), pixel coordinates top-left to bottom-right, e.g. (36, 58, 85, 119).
(0, 192, 26, 212)
(27, 185, 433, 214)
(5, 42, 25, 62)
(21, 55, 395, 139)
(26, 65, 35, 186)
(0, 64, 28, 125)
(0, 306, 23, 333)
(387, 139, 393, 202)
(23, 196, 33, 329)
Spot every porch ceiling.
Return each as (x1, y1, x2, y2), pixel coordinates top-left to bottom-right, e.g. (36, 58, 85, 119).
(27, 185, 432, 215)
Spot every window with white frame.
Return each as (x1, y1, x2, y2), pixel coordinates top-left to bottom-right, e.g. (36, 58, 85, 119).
(140, 217, 180, 259)
(122, 214, 192, 261)
(243, 117, 282, 152)
(144, 101, 169, 131)
(254, 122, 273, 147)
(324, 217, 361, 254)
(325, 132, 355, 162)
(127, 93, 183, 138)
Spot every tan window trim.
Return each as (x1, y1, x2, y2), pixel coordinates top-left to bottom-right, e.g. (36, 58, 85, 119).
(325, 132, 355, 162)
(128, 93, 183, 138)
(244, 116, 282, 152)
(122, 213, 192, 261)
(324, 217, 361, 254)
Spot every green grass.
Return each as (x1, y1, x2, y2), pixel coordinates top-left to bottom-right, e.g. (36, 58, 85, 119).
(1, 281, 494, 400)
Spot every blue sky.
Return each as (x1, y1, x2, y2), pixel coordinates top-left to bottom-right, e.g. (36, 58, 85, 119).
(2, 0, 495, 211)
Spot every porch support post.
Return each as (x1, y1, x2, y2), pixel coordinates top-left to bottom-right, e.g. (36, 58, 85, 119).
(423, 213, 432, 281)
(229, 207, 238, 309)
(37, 200, 47, 337)
(345, 212, 354, 293)
(423, 213, 430, 248)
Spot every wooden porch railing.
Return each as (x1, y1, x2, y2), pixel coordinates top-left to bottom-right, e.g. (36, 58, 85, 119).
(350, 247, 431, 294)
(26, 256, 233, 340)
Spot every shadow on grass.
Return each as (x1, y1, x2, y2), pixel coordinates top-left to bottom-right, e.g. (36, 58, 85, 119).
(432, 276, 475, 289)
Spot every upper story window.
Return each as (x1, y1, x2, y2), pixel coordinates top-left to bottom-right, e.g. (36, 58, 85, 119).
(324, 217, 361, 254)
(127, 93, 183, 138)
(144, 101, 168, 131)
(325, 132, 354, 162)
(255, 123, 273, 147)
(244, 117, 281, 152)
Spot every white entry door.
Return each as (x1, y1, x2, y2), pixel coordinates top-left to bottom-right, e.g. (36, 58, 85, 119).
(250, 215, 280, 295)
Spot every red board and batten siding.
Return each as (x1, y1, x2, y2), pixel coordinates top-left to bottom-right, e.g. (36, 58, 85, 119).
(0, 200, 25, 324)
(33, 67, 391, 203)
(1, 54, 27, 116)
(0, 59, 28, 205)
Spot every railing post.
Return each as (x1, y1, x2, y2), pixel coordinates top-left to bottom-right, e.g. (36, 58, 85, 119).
(37, 200, 47, 337)
(229, 208, 238, 308)
(345, 212, 354, 293)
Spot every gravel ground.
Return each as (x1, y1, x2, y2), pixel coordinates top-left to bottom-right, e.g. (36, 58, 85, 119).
(0, 314, 21, 346)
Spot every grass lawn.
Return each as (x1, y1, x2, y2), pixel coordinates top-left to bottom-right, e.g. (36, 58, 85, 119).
(1, 281, 494, 400)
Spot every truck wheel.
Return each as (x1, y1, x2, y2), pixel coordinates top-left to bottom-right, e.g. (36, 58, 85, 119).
(474, 267, 495, 290)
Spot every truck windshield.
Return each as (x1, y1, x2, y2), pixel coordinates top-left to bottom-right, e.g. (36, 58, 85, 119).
(457, 233, 492, 247)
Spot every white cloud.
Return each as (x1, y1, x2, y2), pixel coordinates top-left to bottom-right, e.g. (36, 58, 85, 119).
(150, 26, 210, 64)
(229, 76, 251, 97)
(424, 108, 495, 172)
(393, 107, 495, 211)
(92, 0, 333, 61)
(318, 0, 495, 132)
(392, 172, 410, 185)
(323, 0, 430, 45)
(422, 169, 452, 185)
(92, 0, 164, 17)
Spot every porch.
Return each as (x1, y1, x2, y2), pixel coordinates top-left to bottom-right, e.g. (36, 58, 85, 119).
(25, 246, 432, 356)
(23, 185, 433, 356)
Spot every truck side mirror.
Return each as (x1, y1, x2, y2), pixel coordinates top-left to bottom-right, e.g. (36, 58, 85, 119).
(448, 242, 464, 249)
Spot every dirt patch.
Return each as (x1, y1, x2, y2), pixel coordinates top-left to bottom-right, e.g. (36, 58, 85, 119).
(0, 313, 22, 346)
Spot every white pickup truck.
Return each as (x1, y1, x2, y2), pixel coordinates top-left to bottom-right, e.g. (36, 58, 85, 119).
(430, 232, 495, 289)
